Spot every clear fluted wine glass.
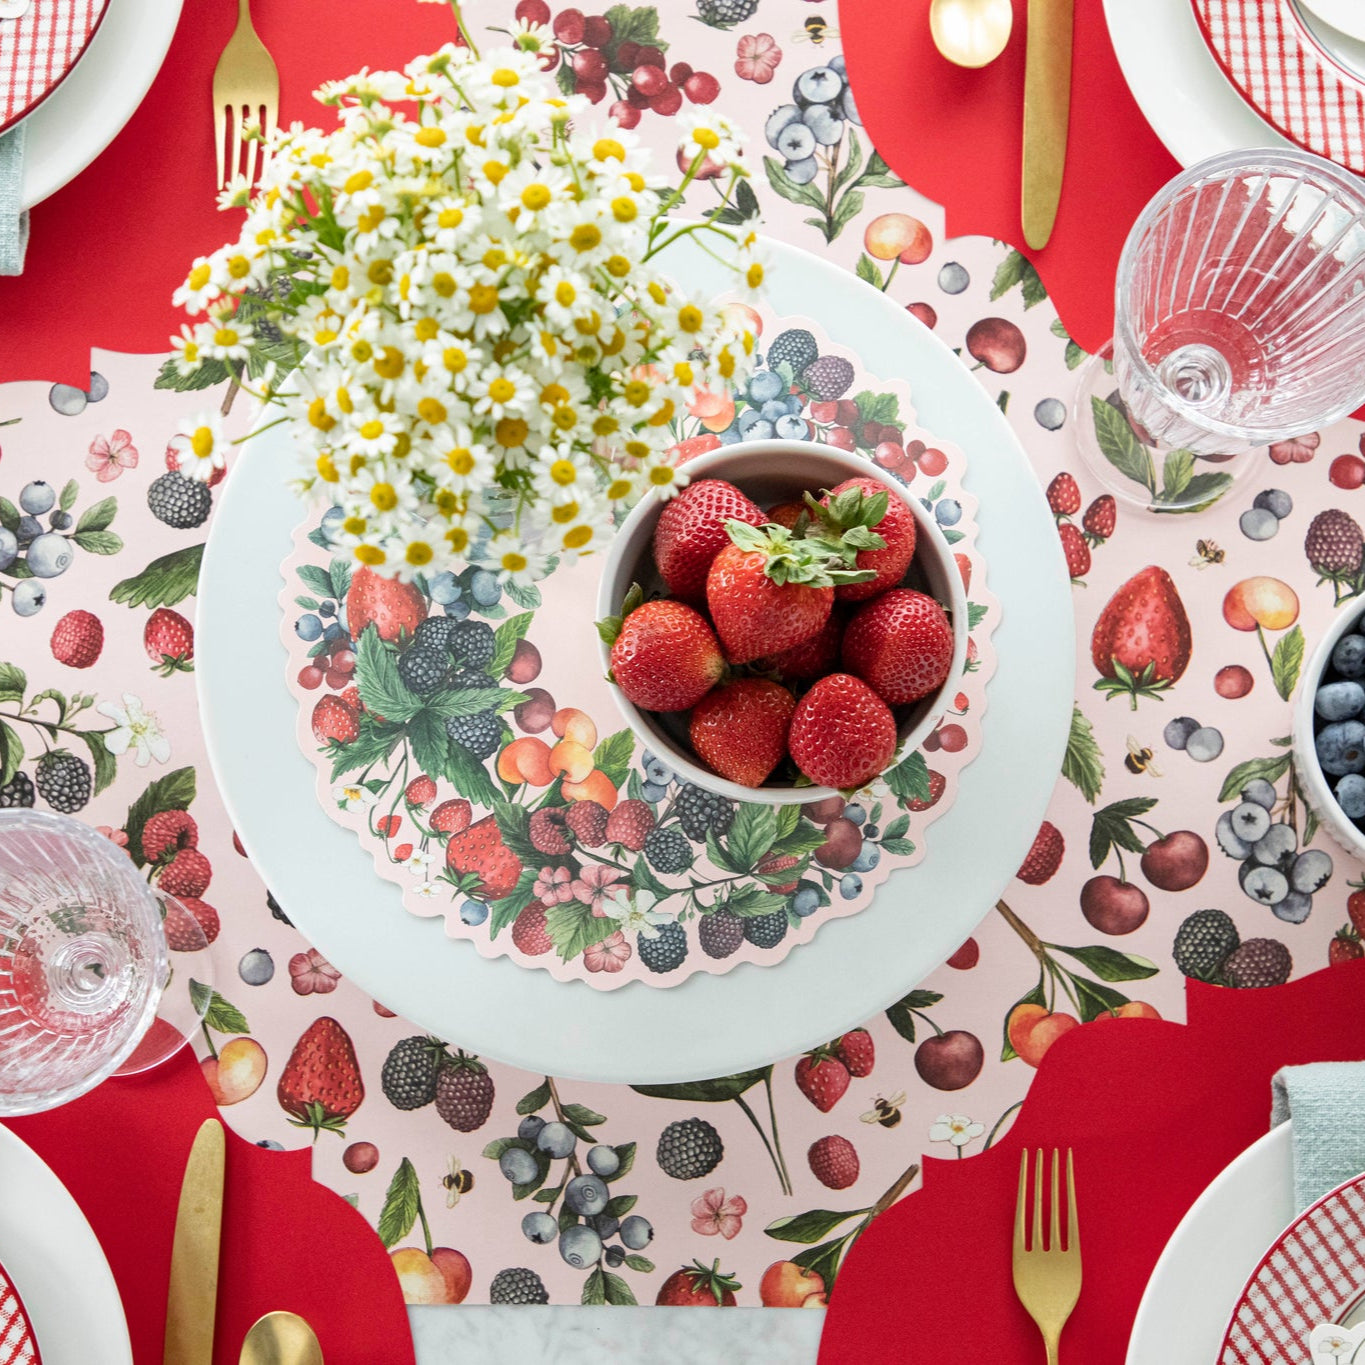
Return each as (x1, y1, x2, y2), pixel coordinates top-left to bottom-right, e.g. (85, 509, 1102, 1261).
(1075, 147, 1365, 513)
(0, 810, 215, 1114)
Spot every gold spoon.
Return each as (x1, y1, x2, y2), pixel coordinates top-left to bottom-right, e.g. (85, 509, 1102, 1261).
(239, 1312, 324, 1365)
(929, 0, 1014, 67)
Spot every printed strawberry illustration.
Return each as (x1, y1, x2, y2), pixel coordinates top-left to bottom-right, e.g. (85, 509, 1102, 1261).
(599, 585, 725, 712)
(430, 798, 472, 834)
(345, 566, 426, 642)
(144, 608, 194, 675)
(689, 678, 795, 787)
(312, 695, 360, 745)
(1059, 522, 1090, 581)
(655, 1260, 740, 1307)
(49, 610, 104, 669)
(834, 1028, 875, 1077)
(795, 1046, 851, 1112)
(653, 478, 765, 603)
(1330, 927, 1363, 966)
(1046, 472, 1082, 517)
(805, 478, 916, 602)
(277, 1016, 365, 1137)
(445, 815, 523, 901)
(1082, 494, 1116, 545)
(1091, 565, 1192, 707)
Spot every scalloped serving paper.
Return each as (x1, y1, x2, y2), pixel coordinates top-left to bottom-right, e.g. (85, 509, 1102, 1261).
(278, 307, 1000, 988)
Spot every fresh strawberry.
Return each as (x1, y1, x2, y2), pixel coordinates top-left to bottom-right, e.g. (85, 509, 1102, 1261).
(142, 809, 198, 863)
(345, 565, 426, 642)
(766, 501, 807, 530)
(1017, 821, 1064, 885)
(277, 1016, 365, 1137)
(755, 851, 801, 893)
(163, 897, 219, 950)
(758, 610, 843, 680)
(795, 1048, 851, 1112)
(842, 589, 954, 706)
(653, 479, 765, 603)
(1092, 565, 1192, 705)
(312, 695, 360, 744)
(808, 478, 916, 602)
(1330, 928, 1363, 966)
(431, 798, 472, 834)
(50, 610, 103, 669)
(905, 769, 946, 812)
(600, 588, 724, 711)
(405, 775, 437, 806)
(834, 1028, 875, 1077)
(511, 901, 552, 956)
(808, 1134, 860, 1190)
(788, 674, 898, 790)
(158, 848, 212, 899)
(1046, 472, 1082, 516)
(655, 1260, 740, 1307)
(689, 678, 796, 787)
(445, 815, 522, 900)
(1083, 494, 1117, 544)
(707, 522, 868, 664)
(144, 608, 194, 675)
(1059, 522, 1091, 580)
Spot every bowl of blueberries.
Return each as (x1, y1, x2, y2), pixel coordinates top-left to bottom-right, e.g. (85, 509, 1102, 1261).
(1295, 601, 1365, 860)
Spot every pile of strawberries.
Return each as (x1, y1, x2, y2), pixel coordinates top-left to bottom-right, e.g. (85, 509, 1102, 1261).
(598, 474, 955, 791)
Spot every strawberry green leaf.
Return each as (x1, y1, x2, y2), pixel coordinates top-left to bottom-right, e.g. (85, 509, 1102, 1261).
(78, 729, 118, 796)
(593, 729, 635, 789)
(441, 736, 501, 808)
(0, 662, 25, 705)
(377, 1158, 421, 1248)
(0, 721, 21, 788)
(355, 626, 423, 724)
(884, 749, 931, 805)
(123, 767, 197, 866)
(545, 900, 615, 961)
(1062, 705, 1105, 805)
(72, 530, 122, 555)
(852, 390, 900, 428)
(488, 866, 540, 939)
(728, 802, 780, 872)
(295, 564, 336, 599)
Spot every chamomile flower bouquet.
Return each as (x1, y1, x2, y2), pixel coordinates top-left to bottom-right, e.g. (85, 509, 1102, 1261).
(169, 28, 761, 583)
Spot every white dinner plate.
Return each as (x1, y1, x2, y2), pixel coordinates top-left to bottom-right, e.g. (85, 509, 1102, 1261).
(0, 1121, 132, 1362)
(19, 0, 183, 210)
(197, 234, 1074, 1084)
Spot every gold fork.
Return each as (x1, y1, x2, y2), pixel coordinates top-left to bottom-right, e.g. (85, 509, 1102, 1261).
(211, 0, 279, 192)
(1013, 1148, 1082, 1365)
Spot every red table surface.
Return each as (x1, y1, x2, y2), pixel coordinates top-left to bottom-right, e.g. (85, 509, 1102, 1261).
(5, 1049, 413, 1365)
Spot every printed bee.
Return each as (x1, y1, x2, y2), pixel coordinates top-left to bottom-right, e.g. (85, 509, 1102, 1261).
(1124, 735, 1162, 778)
(793, 14, 838, 44)
(1190, 538, 1226, 570)
(443, 1155, 474, 1207)
(861, 1092, 906, 1129)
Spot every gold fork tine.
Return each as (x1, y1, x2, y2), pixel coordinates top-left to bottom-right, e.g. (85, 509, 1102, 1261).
(1013, 1149, 1083, 1364)
(214, 103, 226, 195)
(1015, 1149, 1028, 1249)
(1050, 1146, 1061, 1251)
(211, 0, 280, 192)
(1066, 1148, 1078, 1248)
(1032, 1148, 1044, 1251)
(243, 107, 259, 192)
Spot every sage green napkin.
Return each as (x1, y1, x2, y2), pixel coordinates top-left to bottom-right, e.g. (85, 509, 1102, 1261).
(1271, 1063, 1365, 1211)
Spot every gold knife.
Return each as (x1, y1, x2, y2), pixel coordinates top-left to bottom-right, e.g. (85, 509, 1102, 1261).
(164, 1117, 225, 1365)
(1021, 0, 1075, 250)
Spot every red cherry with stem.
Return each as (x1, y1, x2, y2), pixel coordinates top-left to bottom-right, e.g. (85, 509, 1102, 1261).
(635, 44, 665, 67)
(553, 8, 585, 43)
(670, 61, 693, 85)
(325, 668, 350, 690)
(573, 48, 608, 82)
(610, 100, 641, 129)
(914, 1029, 984, 1091)
(873, 441, 907, 472)
(1330, 454, 1365, 490)
(907, 302, 938, 329)
(650, 84, 683, 115)
(582, 13, 613, 45)
(918, 447, 948, 476)
(826, 426, 856, 451)
(937, 724, 968, 753)
(809, 401, 838, 423)
(684, 71, 721, 104)
(1079, 875, 1150, 935)
(1139, 830, 1208, 892)
(330, 648, 356, 675)
(578, 80, 607, 104)
(631, 64, 668, 97)
(515, 0, 551, 22)
(299, 665, 324, 690)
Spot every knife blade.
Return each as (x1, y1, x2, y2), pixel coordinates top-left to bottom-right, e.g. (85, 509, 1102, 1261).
(1021, 0, 1075, 250)
(164, 1117, 225, 1365)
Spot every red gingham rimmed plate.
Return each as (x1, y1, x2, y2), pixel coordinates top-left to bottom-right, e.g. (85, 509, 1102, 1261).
(0, 1262, 40, 1365)
(0, 0, 108, 136)
(1218, 1168, 1365, 1363)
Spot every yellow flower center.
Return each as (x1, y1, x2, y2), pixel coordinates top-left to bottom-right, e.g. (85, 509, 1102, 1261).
(355, 544, 386, 566)
(187, 263, 211, 290)
(393, 432, 412, 458)
(648, 399, 675, 426)
(500, 551, 528, 573)
(374, 346, 405, 379)
(469, 284, 499, 314)
(343, 515, 367, 536)
(573, 311, 601, 336)
(213, 327, 239, 348)
(648, 466, 677, 486)
(694, 127, 720, 150)
(552, 405, 578, 431)
(418, 397, 447, 424)
(227, 255, 251, 279)
(521, 183, 551, 211)
(488, 377, 516, 404)
(432, 272, 457, 298)
(626, 171, 645, 192)
(343, 170, 373, 195)
(562, 524, 593, 549)
(677, 304, 703, 333)
(367, 259, 393, 286)
(331, 265, 350, 290)
(554, 281, 576, 306)
(746, 263, 764, 288)
(404, 541, 434, 566)
(673, 361, 695, 385)
(606, 478, 632, 500)
(414, 317, 439, 342)
(442, 346, 468, 373)
(336, 386, 354, 414)
(190, 426, 215, 458)
(569, 223, 602, 252)
(623, 380, 650, 406)
(611, 197, 637, 222)
(647, 281, 667, 306)
(437, 207, 463, 229)
(350, 340, 374, 363)
(357, 207, 386, 234)
(540, 382, 569, 405)
(370, 482, 398, 511)
(495, 417, 529, 447)
(593, 138, 625, 162)
(592, 414, 618, 436)
(482, 160, 508, 185)
(446, 526, 470, 552)
(549, 459, 578, 486)
(415, 126, 447, 148)
(359, 420, 385, 441)
(491, 67, 519, 87)
(604, 254, 631, 278)
(316, 454, 339, 482)
(447, 447, 476, 475)
(551, 502, 580, 524)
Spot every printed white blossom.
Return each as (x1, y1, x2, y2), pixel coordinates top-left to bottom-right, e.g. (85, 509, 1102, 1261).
(96, 693, 171, 767)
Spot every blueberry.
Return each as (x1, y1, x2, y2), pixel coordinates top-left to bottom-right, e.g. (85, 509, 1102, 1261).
(1216, 810, 1251, 860)
(319, 600, 337, 617)
(1333, 634, 1365, 680)
(564, 1174, 609, 1216)
(760, 398, 789, 423)
(319, 506, 346, 543)
(791, 882, 822, 917)
(1163, 716, 1201, 750)
(443, 598, 473, 620)
(499, 1148, 540, 1185)
(15, 515, 40, 546)
(11, 581, 45, 616)
(747, 369, 784, 404)
(840, 872, 863, 899)
(843, 804, 867, 826)
(295, 614, 324, 642)
(935, 498, 963, 527)
(238, 948, 274, 985)
(592, 1214, 620, 1241)
(1185, 726, 1224, 763)
(47, 510, 72, 531)
(25, 532, 72, 579)
(1272, 890, 1313, 924)
(717, 426, 742, 445)
(865, 824, 880, 839)
(1240, 863, 1289, 906)
(1239, 507, 1278, 541)
(748, 419, 776, 441)
(86, 372, 109, 403)
(605, 1245, 626, 1268)
(18, 481, 55, 515)
(256, 1139, 285, 1151)
(1338, 772, 1365, 819)
(1250, 821, 1298, 867)
(801, 103, 843, 146)
(640, 781, 669, 803)
(620, 1215, 653, 1250)
(0, 528, 16, 571)
(469, 569, 501, 607)
(1230, 801, 1271, 844)
(1290, 848, 1333, 893)
(537, 1121, 576, 1159)
(764, 104, 802, 149)
(559, 1224, 603, 1269)
(849, 844, 881, 873)
(782, 393, 803, 415)
(840, 84, 860, 125)
(47, 383, 87, 416)
(1317, 681, 1365, 722)
(586, 1144, 620, 1177)
(1034, 398, 1067, 431)
(736, 406, 766, 437)
(1317, 720, 1365, 776)
(459, 899, 489, 926)
(1241, 779, 1277, 810)
(522, 1211, 558, 1244)
(828, 52, 847, 75)
(324, 622, 348, 642)
(1253, 488, 1293, 520)
(938, 262, 970, 294)
(776, 122, 816, 161)
(642, 752, 671, 785)
(429, 571, 461, 605)
(775, 414, 809, 440)
(517, 1114, 546, 1143)
(795, 66, 845, 105)
(782, 155, 819, 187)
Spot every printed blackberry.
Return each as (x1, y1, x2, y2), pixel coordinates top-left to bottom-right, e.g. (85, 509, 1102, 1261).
(656, 1116, 723, 1179)
(695, 0, 758, 26)
(267, 889, 293, 926)
(489, 1267, 549, 1305)
(528, 807, 571, 856)
(34, 751, 92, 813)
(380, 1035, 447, 1110)
(675, 783, 735, 841)
(698, 909, 744, 959)
(764, 327, 819, 375)
(1172, 908, 1240, 982)
(450, 620, 496, 670)
(638, 920, 688, 974)
(434, 1053, 495, 1131)
(0, 771, 34, 808)
(1305, 509, 1365, 579)
(397, 645, 447, 695)
(445, 710, 501, 759)
(1225, 938, 1292, 989)
(644, 826, 693, 875)
(448, 667, 493, 693)
(742, 908, 789, 950)
(414, 616, 463, 654)
(147, 471, 212, 529)
(801, 354, 856, 402)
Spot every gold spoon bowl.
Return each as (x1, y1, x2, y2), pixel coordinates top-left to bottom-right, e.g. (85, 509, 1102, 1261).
(239, 1312, 323, 1365)
(929, 0, 1014, 67)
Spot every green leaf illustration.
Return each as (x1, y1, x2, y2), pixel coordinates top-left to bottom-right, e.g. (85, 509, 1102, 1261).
(76, 497, 118, 534)
(516, 1079, 551, 1115)
(58, 480, 78, 512)
(631, 1067, 770, 1104)
(72, 530, 122, 555)
(544, 901, 614, 962)
(489, 612, 534, 678)
(765, 1208, 862, 1244)
(1062, 705, 1105, 804)
(602, 1271, 637, 1305)
(1217, 753, 1291, 803)
(1271, 625, 1305, 702)
(592, 728, 635, 790)
(727, 802, 780, 872)
(883, 748, 931, 805)
(0, 662, 26, 704)
(763, 155, 827, 214)
(124, 767, 197, 866)
(0, 721, 21, 787)
(1088, 797, 1157, 869)
(377, 1158, 421, 1248)
(1051, 943, 1159, 982)
(109, 544, 204, 608)
(1090, 397, 1155, 495)
(354, 626, 423, 724)
(78, 729, 117, 795)
(190, 980, 249, 1035)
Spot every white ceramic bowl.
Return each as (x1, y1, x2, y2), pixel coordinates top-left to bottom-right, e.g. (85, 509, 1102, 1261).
(595, 440, 970, 803)
(1292, 597, 1365, 861)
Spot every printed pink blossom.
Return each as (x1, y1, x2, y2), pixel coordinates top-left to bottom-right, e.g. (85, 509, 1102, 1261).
(85, 429, 138, 483)
(735, 33, 781, 84)
(95, 825, 129, 848)
(288, 948, 341, 995)
(690, 1187, 747, 1239)
(583, 930, 631, 974)
(571, 863, 627, 915)
(533, 865, 576, 905)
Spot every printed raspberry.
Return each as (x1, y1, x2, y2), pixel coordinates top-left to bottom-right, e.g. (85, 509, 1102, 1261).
(763, 327, 819, 375)
(1083, 495, 1117, 544)
(49, 609, 103, 669)
(528, 808, 571, 856)
(835, 1028, 875, 1078)
(159, 847, 212, 899)
(755, 852, 799, 893)
(34, 751, 91, 814)
(489, 1268, 549, 1305)
(674, 783, 735, 841)
(1017, 821, 1064, 886)
(1172, 908, 1240, 982)
(606, 799, 655, 851)
(1306, 508, 1364, 578)
(656, 1117, 723, 1179)
(801, 355, 855, 402)
(445, 711, 501, 759)
(414, 616, 463, 654)
(1224, 937, 1292, 989)
(742, 908, 789, 950)
(434, 1053, 495, 1131)
(698, 909, 744, 959)
(0, 772, 35, 808)
(1046, 473, 1081, 516)
(638, 921, 688, 974)
(397, 645, 447, 696)
(431, 799, 472, 834)
(808, 1134, 860, 1190)
(142, 809, 198, 864)
(512, 901, 552, 956)
(644, 827, 693, 874)
(1059, 522, 1091, 579)
(381, 1035, 447, 1110)
(566, 800, 610, 847)
(147, 471, 212, 529)
(405, 775, 437, 806)
(450, 620, 496, 670)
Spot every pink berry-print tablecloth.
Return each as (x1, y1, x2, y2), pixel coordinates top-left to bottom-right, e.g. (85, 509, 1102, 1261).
(2, 0, 1365, 1331)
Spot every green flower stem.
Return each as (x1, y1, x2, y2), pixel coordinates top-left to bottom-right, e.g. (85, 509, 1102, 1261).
(447, 0, 480, 59)
(879, 257, 901, 294)
(416, 1188, 434, 1257)
(983, 1100, 1024, 1152)
(761, 1070, 792, 1195)
(733, 1090, 791, 1196)
(200, 1021, 218, 1060)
